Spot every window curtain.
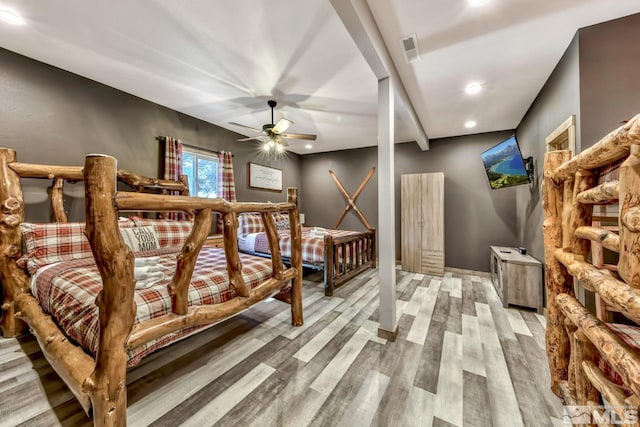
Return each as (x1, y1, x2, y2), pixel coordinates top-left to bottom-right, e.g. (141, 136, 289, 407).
(163, 136, 186, 220)
(217, 151, 236, 231)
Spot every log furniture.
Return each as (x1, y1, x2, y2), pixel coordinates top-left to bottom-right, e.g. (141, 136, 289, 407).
(543, 113, 640, 423)
(0, 148, 303, 427)
(237, 218, 376, 296)
(490, 246, 543, 313)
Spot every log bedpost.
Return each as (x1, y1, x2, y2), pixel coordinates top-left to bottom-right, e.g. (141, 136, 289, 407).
(169, 208, 211, 314)
(370, 228, 377, 269)
(288, 188, 303, 326)
(0, 148, 29, 337)
(618, 144, 640, 288)
(324, 234, 335, 296)
(543, 149, 573, 395)
(82, 154, 136, 427)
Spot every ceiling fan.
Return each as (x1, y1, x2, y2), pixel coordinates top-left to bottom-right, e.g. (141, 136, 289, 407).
(229, 100, 317, 154)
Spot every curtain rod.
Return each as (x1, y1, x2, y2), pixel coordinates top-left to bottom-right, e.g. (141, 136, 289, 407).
(156, 136, 233, 157)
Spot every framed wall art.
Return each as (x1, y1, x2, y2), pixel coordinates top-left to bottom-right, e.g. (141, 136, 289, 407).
(248, 162, 283, 192)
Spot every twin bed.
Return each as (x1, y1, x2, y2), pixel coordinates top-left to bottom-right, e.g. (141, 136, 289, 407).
(0, 147, 375, 426)
(236, 212, 376, 295)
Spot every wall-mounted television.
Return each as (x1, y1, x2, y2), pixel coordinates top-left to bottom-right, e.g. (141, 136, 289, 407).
(480, 135, 530, 189)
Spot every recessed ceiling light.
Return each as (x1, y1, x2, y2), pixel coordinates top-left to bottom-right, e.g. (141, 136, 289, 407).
(469, 0, 488, 6)
(464, 121, 477, 129)
(465, 82, 482, 95)
(0, 8, 24, 25)
(305, 144, 312, 149)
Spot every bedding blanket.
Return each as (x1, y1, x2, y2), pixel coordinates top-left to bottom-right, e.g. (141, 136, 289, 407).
(30, 246, 274, 367)
(251, 227, 358, 264)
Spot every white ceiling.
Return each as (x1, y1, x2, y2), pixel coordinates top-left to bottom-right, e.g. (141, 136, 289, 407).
(0, 0, 639, 154)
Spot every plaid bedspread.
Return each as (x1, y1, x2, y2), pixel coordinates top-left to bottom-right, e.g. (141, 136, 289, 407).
(30, 246, 274, 367)
(253, 227, 358, 264)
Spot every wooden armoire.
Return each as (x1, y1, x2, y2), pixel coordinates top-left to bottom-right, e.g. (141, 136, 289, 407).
(401, 172, 445, 275)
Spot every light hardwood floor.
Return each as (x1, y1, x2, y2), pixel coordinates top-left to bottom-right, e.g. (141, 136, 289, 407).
(0, 267, 563, 426)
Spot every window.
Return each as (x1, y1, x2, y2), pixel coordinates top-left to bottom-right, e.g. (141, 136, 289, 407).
(181, 147, 218, 198)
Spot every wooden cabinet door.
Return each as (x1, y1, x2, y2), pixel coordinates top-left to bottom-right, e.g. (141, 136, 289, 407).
(401, 174, 422, 272)
(420, 173, 444, 275)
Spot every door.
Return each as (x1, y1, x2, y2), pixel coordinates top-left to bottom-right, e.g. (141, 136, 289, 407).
(401, 174, 422, 272)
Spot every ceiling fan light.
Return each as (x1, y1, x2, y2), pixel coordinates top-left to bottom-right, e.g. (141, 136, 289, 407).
(262, 142, 272, 152)
(275, 143, 285, 153)
(465, 82, 482, 95)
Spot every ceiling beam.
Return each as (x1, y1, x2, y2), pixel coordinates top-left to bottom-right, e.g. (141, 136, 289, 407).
(330, 0, 429, 150)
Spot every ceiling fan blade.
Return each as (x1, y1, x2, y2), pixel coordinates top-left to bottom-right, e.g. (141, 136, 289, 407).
(272, 118, 293, 135)
(229, 121, 263, 133)
(237, 136, 264, 142)
(281, 132, 317, 141)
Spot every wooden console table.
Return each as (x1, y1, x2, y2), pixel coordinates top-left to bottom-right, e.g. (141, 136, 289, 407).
(490, 246, 543, 313)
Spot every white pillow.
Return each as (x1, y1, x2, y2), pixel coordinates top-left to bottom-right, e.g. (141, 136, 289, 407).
(237, 214, 244, 236)
(120, 226, 160, 252)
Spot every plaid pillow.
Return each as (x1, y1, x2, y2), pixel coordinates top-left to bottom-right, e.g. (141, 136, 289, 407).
(241, 213, 265, 236)
(20, 222, 94, 275)
(130, 217, 193, 248)
(273, 212, 290, 230)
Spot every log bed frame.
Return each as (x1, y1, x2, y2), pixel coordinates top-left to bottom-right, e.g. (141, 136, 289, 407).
(543, 113, 640, 422)
(0, 148, 303, 427)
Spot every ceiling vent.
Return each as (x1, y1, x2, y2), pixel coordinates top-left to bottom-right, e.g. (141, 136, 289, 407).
(400, 34, 420, 64)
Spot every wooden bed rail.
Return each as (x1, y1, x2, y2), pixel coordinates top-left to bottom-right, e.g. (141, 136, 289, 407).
(323, 229, 376, 296)
(543, 113, 640, 411)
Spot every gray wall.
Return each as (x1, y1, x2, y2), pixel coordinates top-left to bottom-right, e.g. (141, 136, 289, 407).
(579, 13, 640, 150)
(0, 47, 302, 223)
(515, 13, 640, 263)
(515, 35, 581, 263)
(301, 131, 519, 272)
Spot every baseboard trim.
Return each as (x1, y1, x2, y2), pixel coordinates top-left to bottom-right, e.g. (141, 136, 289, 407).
(444, 266, 491, 278)
(378, 324, 399, 342)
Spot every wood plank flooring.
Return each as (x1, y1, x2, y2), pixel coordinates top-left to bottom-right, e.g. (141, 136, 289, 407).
(0, 268, 563, 426)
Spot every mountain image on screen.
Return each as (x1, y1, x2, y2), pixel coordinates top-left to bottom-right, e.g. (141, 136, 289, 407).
(480, 136, 529, 189)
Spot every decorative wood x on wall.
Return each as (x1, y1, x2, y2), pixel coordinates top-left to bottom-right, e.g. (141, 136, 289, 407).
(329, 167, 376, 230)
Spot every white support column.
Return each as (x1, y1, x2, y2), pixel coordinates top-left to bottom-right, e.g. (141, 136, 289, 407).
(377, 77, 398, 340)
